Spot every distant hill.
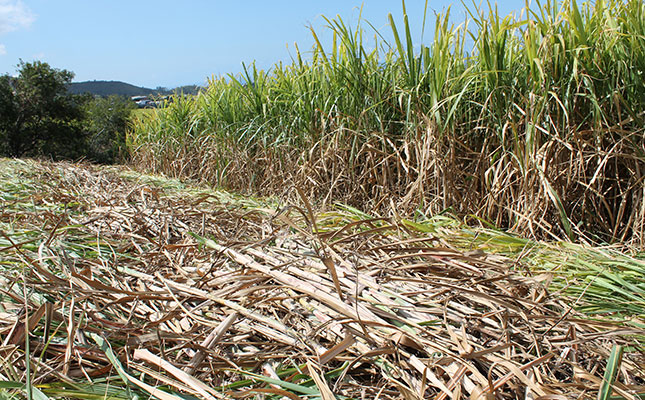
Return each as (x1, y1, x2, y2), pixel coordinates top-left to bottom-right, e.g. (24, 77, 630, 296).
(68, 80, 202, 97)
(68, 81, 156, 97)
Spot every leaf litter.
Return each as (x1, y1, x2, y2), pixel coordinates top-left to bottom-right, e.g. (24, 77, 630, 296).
(0, 158, 643, 399)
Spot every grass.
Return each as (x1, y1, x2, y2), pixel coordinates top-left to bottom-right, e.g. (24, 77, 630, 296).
(0, 158, 643, 399)
(128, 0, 645, 247)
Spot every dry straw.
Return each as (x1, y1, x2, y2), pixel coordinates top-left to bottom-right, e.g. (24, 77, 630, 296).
(1, 159, 643, 399)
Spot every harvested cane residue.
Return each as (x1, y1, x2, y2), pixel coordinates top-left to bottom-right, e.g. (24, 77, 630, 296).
(0, 158, 643, 399)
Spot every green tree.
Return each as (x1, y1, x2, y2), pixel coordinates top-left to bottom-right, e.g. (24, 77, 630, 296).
(0, 75, 18, 155)
(0, 60, 86, 159)
(83, 95, 135, 163)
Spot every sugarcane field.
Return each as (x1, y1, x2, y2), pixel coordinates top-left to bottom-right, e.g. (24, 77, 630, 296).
(0, 1, 644, 399)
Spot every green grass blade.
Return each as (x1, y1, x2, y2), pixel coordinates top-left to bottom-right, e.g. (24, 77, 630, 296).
(598, 345, 624, 400)
(0, 382, 49, 400)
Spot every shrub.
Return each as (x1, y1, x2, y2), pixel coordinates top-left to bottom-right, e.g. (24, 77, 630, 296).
(82, 95, 135, 164)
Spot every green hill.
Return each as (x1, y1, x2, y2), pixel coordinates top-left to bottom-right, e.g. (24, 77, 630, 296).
(68, 80, 156, 97)
(68, 81, 203, 97)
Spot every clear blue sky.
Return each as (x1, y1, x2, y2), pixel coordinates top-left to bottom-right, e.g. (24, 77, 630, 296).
(0, 1, 518, 88)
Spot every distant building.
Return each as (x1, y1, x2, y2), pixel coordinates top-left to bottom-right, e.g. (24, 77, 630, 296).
(131, 95, 172, 108)
(131, 96, 155, 108)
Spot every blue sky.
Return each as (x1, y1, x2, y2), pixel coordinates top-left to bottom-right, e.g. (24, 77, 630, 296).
(0, 1, 518, 88)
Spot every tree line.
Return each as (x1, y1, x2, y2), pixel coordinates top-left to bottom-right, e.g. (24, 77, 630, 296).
(0, 61, 135, 163)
